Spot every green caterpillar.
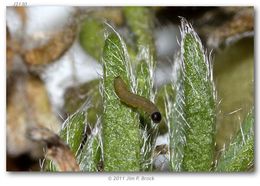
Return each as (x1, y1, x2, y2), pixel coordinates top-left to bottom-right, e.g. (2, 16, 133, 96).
(114, 76, 161, 123)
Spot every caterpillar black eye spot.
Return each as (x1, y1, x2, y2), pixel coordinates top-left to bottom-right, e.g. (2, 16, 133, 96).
(151, 112, 161, 123)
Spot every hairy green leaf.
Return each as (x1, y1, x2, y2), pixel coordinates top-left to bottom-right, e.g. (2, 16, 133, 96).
(102, 32, 140, 171)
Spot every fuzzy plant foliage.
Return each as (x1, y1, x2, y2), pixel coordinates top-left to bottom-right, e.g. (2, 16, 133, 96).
(166, 18, 216, 172)
(164, 71, 182, 171)
(124, 7, 156, 97)
(43, 14, 254, 172)
(124, 7, 158, 171)
(59, 110, 86, 156)
(44, 108, 86, 171)
(180, 18, 216, 171)
(215, 110, 254, 172)
(155, 84, 174, 135)
(44, 99, 102, 172)
(78, 119, 102, 171)
(102, 30, 141, 171)
(79, 17, 105, 61)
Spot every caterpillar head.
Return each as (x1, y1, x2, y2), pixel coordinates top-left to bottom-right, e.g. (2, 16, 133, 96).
(151, 112, 161, 123)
